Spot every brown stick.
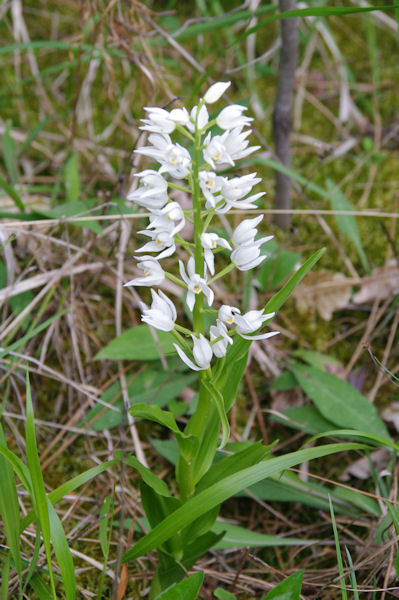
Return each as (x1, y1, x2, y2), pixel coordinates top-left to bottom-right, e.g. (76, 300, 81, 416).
(273, 0, 299, 230)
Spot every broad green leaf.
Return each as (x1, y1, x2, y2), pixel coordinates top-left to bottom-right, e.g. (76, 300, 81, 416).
(326, 179, 369, 271)
(37, 201, 102, 234)
(182, 530, 225, 570)
(47, 500, 76, 600)
(0, 425, 21, 576)
(272, 405, 336, 434)
(122, 442, 366, 561)
(292, 349, 341, 371)
(140, 482, 181, 558)
(262, 570, 303, 600)
(126, 454, 170, 497)
(155, 571, 204, 600)
(95, 325, 176, 361)
(269, 371, 297, 391)
(64, 153, 80, 203)
(212, 522, 312, 550)
(290, 365, 391, 440)
(99, 497, 111, 557)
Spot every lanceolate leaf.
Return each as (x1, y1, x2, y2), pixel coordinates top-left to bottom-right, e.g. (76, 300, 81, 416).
(155, 571, 204, 600)
(95, 325, 175, 361)
(0, 426, 21, 576)
(122, 442, 366, 561)
(290, 365, 391, 441)
(202, 378, 230, 449)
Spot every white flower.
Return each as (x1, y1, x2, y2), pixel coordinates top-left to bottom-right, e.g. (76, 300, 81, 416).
(231, 243, 266, 271)
(200, 232, 231, 275)
(140, 107, 177, 134)
(199, 170, 223, 207)
(179, 257, 214, 311)
(223, 127, 260, 162)
(232, 215, 263, 246)
(148, 202, 185, 236)
(234, 310, 279, 341)
(218, 305, 241, 325)
(124, 257, 164, 287)
(216, 105, 252, 130)
(169, 107, 190, 126)
(210, 319, 233, 358)
(203, 81, 231, 104)
(187, 104, 209, 133)
(135, 226, 176, 259)
(136, 134, 191, 179)
(141, 289, 177, 332)
(127, 170, 168, 210)
(174, 334, 212, 371)
(217, 173, 264, 213)
(203, 133, 233, 169)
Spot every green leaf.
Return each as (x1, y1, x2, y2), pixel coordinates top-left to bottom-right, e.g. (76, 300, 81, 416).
(37, 201, 102, 234)
(130, 403, 198, 462)
(122, 442, 366, 561)
(64, 153, 80, 203)
(212, 522, 311, 550)
(0, 172, 25, 212)
(25, 374, 56, 595)
(257, 244, 301, 292)
(272, 405, 336, 434)
(196, 441, 269, 493)
(0, 554, 10, 600)
(155, 571, 204, 600)
(292, 349, 341, 371)
(214, 589, 236, 600)
(126, 454, 170, 497)
(202, 378, 230, 449)
(326, 179, 369, 271)
(99, 497, 111, 557)
(0, 425, 21, 576)
(95, 325, 176, 361)
(269, 371, 297, 391)
(262, 570, 303, 600)
(290, 365, 391, 440)
(47, 500, 76, 600)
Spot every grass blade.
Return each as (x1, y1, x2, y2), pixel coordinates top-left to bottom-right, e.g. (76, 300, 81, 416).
(329, 496, 348, 600)
(25, 373, 56, 598)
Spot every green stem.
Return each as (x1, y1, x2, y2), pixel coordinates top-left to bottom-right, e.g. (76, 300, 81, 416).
(165, 271, 187, 288)
(208, 262, 235, 284)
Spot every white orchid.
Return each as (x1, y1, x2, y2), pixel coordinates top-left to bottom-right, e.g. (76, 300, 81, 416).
(199, 170, 223, 208)
(200, 233, 231, 275)
(136, 134, 191, 179)
(148, 202, 185, 236)
(140, 107, 177, 134)
(210, 319, 233, 358)
(234, 310, 279, 341)
(174, 334, 213, 371)
(231, 243, 266, 271)
(187, 104, 209, 133)
(203, 81, 231, 104)
(141, 289, 177, 332)
(179, 257, 214, 311)
(216, 105, 252, 130)
(127, 170, 168, 210)
(124, 257, 165, 287)
(232, 216, 273, 248)
(135, 228, 176, 260)
(218, 304, 241, 325)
